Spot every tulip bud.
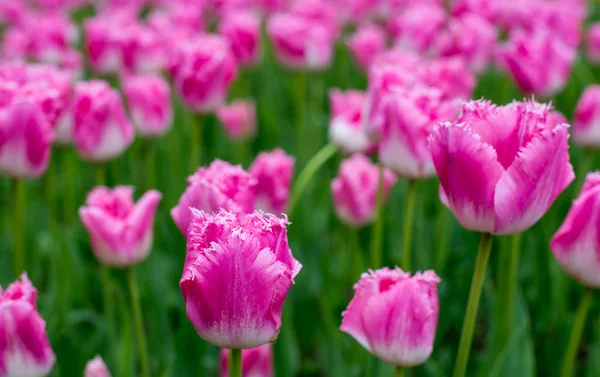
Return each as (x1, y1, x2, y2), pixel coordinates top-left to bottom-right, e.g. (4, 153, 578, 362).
(180, 210, 302, 349)
(328, 89, 372, 154)
(341, 268, 440, 367)
(72, 80, 135, 162)
(219, 11, 261, 67)
(220, 344, 273, 377)
(573, 85, 600, 148)
(0, 274, 56, 377)
(347, 24, 386, 71)
(171, 160, 257, 234)
(79, 186, 162, 267)
(249, 149, 295, 214)
(551, 172, 600, 288)
(84, 356, 111, 377)
(216, 100, 257, 141)
(331, 154, 397, 227)
(123, 74, 173, 138)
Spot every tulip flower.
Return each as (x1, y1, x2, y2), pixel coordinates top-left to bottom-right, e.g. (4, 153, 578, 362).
(587, 23, 600, 63)
(180, 210, 302, 349)
(328, 89, 372, 154)
(123, 74, 173, 138)
(84, 356, 111, 377)
(172, 35, 237, 113)
(347, 24, 386, 71)
(0, 274, 56, 377)
(331, 154, 396, 228)
(79, 186, 162, 267)
(291, 0, 340, 41)
(171, 160, 257, 234)
(497, 27, 576, 97)
(573, 85, 600, 148)
(341, 268, 440, 369)
(72, 81, 135, 162)
(220, 344, 273, 377)
(219, 11, 261, 67)
(216, 100, 257, 141)
(249, 149, 295, 214)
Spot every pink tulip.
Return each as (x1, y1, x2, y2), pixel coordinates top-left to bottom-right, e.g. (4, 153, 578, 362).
(79, 186, 162, 267)
(180, 210, 301, 348)
(216, 100, 257, 141)
(220, 344, 273, 377)
(267, 13, 335, 70)
(171, 160, 257, 234)
(336, 0, 383, 23)
(429, 99, 575, 235)
(172, 35, 238, 113)
(249, 149, 295, 214)
(347, 24, 386, 71)
(331, 154, 397, 227)
(388, 3, 446, 55)
(573, 85, 600, 147)
(219, 11, 261, 67)
(72, 80, 135, 161)
(256, 0, 287, 14)
(0, 274, 55, 377)
(0, 0, 25, 26)
(22, 65, 72, 130)
(587, 24, 600, 63)
(341, 268, 440, 367)
(0, 100, 54, 178)
(290, 0, 340, 41)
(328, 89, 372, 154)
(84, 356, 111, 377)
(123, 74, 173, 138)
(497, 27, 576, 97)
(551, 172, 600, 288)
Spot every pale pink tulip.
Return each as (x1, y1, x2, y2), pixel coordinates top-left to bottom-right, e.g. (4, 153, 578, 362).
(249, 149, 295, 214)
(84, 356, 111, 377)
(220, 344, 273, 377)
(216, 100, 257, 141)
(587, 23, 600, 63)
(573, 85, 600, 147)
(341, 268, 440, 367)
(123, 74, 173, 138)
(328, 89, 372, 154)
(347, 24, 386, 71)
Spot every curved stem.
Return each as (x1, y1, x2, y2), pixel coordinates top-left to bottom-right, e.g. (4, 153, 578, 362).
(11, 178, 25, 277)
(287, 143, 337, 215)
(370, 164, 385, 268)
(560, 289, 593, 377)
(401, 180, 417, 271)
(229, 349, 242, 377)
(499, 233, 523, 347)
(127, 267, 150, 377)
(452, 233, 494, 377)
(396, 366, 405, 377)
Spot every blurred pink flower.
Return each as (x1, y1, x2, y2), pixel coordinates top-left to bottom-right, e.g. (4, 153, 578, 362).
(123, 74, 173, 138)
(79, 186, 162, 267)
(328, 89, 372, 154)
(331, 154, 397, 227)
(587, 23, 600, 63)
(388, 4, 446, 55)
(180, 210, 301, 348)
(0, 274, 55, 377)
(172, 35, 238, 113)
(72, 80, 135, 161)
(573, 85, 600, 147)
(347, 24, 386, 71)
(341, 268, 440, 366)
(249, 149, 295, 214)
(216, 100, 257, 141)
(219, 10, 261, 67)
(220, 344, 273, 377)
(291, 0, 340, 40)
(429, 99, 575, 235)
(171, 160, 257, 234)
(84, 356, 111, 377)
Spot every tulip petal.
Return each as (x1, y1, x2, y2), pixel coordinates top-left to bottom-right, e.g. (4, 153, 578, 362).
(494, 124, 574, 234)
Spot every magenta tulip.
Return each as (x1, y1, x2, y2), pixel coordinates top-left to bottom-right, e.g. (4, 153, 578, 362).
(72, 80, 135, 162)
(79, 186, 162, 267)
(587, 23, 600, 63)
(551, 172, 600, 288)
(123, 74, 173, 138)
(216, 100, 257, 141)
(429, 99, 575, 235)
(573, 85, 600, 147)
(0, 274, 55, 377)
(171, 160, 257, 234)
(341, 268, 440, 367)
(249, 149, 295, 214)
(219, 10, 261, 67)
(331, 154, 397, 227)
(328, 89, 372, 154)
(220, 344, 273, 377)
(84, 356, 111, 377)
(180, 210, 302, 348)
(388, 3, 446, 55)
(347, 24, 386, 72)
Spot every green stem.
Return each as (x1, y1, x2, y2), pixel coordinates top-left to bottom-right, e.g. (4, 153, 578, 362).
(128, 268, 150, 377)
(293, 72, 306, 163)
(452, 233, 494, 377)
(560, 289, 593, 377)
(100, 266, 114, 357)
(287, 143, 337, 215)
(190, 114, 202, 173)
(574, 148, 593, 194)
(229, 349, 242, 377)
(435, 207, 451, 275)
(11, 178, 25, 277)
(370, 164, 385, 268)
(350, 228, 364, 280)
(499, 233, 523, 347)
(144, 141, 155, 190)
(401, 180, 417, 271)
(96, 164, 105, 186)
(62, 148, 76, 223)
(396, 366, 405, 377)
